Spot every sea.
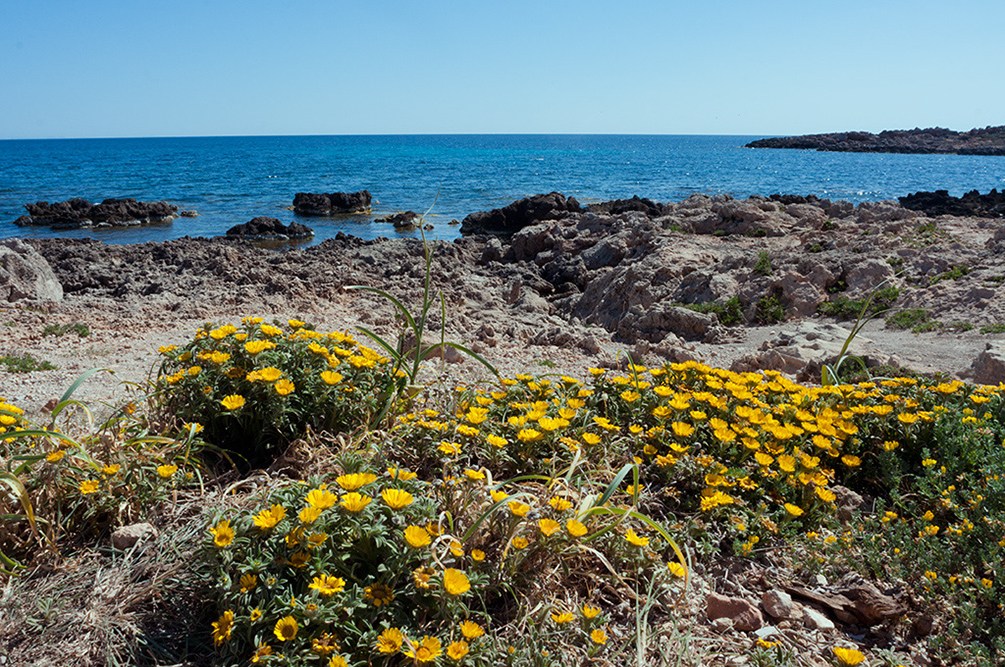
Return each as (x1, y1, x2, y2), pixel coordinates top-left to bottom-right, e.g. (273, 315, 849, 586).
(2, 134, 1004, 246)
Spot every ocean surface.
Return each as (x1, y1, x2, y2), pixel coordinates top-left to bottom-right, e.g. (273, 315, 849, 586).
(2, 134, 1004, 246)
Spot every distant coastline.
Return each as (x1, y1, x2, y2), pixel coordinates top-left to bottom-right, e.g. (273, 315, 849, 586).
(746, 126, 1005, 156)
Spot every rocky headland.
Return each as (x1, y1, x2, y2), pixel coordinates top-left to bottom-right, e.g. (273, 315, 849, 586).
(15, 197, 180, 229)
(746, 125, 1005, 155)
(4, 190, 1005, 415)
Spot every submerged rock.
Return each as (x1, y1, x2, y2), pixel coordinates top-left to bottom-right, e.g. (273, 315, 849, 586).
(19, 197, 178, 229)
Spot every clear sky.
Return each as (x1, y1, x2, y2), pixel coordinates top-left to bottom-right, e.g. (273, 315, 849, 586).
(1, 0, 1002, 139)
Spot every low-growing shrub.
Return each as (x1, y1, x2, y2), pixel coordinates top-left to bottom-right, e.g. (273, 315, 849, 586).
(0, 353, 56, 373)
(887, 308, 932, 330)
(755, 293, 784, 324)
(753, 251, 773, 276)
(981, 323, 1005, 335)
(929, 265, 970, 287)
(818, 287, 901, 320)
(41, 323, 90, 337)
(155, 319, 401, 467)
(676, 297, 744, 326)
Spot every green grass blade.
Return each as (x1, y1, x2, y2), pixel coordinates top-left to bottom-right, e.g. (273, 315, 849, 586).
(57, 367, 112, 405)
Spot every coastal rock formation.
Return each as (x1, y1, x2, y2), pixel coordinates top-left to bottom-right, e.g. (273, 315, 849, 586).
(0, 238, 63, 302)
(225, 217, 314, 240)
(25, 190, 1005, 384)
(18, 198, 178, 229)
(899, 189, 1005, 218)
(746, 126, 1005, 155)
(293, 191, 371, 216)
(459, 192, 581, 235)
(376, 211, 420, 229)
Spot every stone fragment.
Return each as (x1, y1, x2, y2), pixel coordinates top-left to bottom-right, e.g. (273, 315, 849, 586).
(802, 606, 835, 631)
(966, 343, 1005, 385)
(111, 522, 158, 550)
(706, 592, 763, 632)
(762, 589, 795, 620)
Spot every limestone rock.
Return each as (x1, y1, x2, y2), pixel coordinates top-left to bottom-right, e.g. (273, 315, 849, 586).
(966, 343, 1005, 385)
(802, 605, 836, 631)
(0, 239, 63, 302)
(111, 522, 159, 550)
(762, 590, 796, 620)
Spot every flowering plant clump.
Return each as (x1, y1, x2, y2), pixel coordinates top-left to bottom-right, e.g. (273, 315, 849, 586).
(156, 318, 400, 465)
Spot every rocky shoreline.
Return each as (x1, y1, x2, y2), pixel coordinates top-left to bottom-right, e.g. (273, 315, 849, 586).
(3, 190, 1005, 416)
(746, 125, 1005, 155)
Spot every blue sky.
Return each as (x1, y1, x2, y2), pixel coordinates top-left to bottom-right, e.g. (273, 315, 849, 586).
(1, 0, 1002, 139)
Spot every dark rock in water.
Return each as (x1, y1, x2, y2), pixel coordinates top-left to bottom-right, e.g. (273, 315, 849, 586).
(376, 211, 420, 229)
(588, 195, 666, 218)
(226, 217, 314, 240)
(460, 192, 581, 235)
(179, 209, 199, 218)
(747, 126, 1005, 156)
(899, 189, 1005, 218)
(293, 190, 372, 216)
(21, 197, 178, 228)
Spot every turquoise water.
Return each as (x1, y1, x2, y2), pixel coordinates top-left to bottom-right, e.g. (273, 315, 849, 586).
(2, 134, 1004, 245)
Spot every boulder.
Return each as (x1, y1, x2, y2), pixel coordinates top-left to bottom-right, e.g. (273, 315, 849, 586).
(111, 522, 159, 550)
(376, 211, 420, 229)
(226, 217, 314, 240)
(293, 190, 371, 216)
(966, 343, 1005, 385)
(459, 192, 581, 235)
(21, 198, 178, 228)
(0, 239, 63, 302)
(587, 195, 665, 218)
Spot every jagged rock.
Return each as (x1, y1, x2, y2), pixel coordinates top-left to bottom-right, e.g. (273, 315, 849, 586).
(832, 485, 866, 521)
(226, 217, 314, 240)
(762, 590, 796, 620)
(459, 192, 581, 235)
(626, 305, 722, 344)
(0, 239, 63, 302)
(111, 522, 158, 550)
(731, 321, 872, 378)
(20, 197, 178, 229)
(802, 605, 836, 631)
(376, 211, 420, 229)
(965, 343, 1005, 385)
(587, 195, 665, 217)
(706, 592, 763, 631)
(293, 190, 371, 215)
(901, 189, 1005, 218)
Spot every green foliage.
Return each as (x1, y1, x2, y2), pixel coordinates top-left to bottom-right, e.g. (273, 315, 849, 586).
(806, 242, 824, 253)
(886, 255, 905, 267)
(0, 353, 56, 373)
(753, 251, 773, 276)
(929, 265, 970, 287)
(820, 220, 839, 231)
(817, 286, 901, 320)
(676, 297, 744, 326)
(886, 308, 932, 330)
(41, 323, 90, 337)
(980, 323, 1005, 335)
(755, 293, 784, 324)
(155, 319, 399, 467)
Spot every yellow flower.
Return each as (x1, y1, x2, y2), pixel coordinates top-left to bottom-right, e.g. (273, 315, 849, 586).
(582, 604, 601, 618)
(404, 525, 432, 548)
(841, 455, 861, 467)
(211, 609, 234, 646)
(306, 487, 338, 509)
(443, 568, 471, 596)
(567, 519, 588, 537)
(508, 500, 531, 517)
(471, 549, 486, 562)
(376, 627, 405, 653)
(274, 379, 295, 395)
(309, 573, 346, 596)
(404, 636, 442, 664)
(299, 506, 323, 523)
(220, 394, 245, 410)
(551, 611, 575, 623)
(340, 492, 372, 513)
(250, 607, 263, 622)
(336, 472, 378, 491)
(460, 620, 485, 639)
(209, 519, 235, 548)
(548, 497, 573, 511)
(591, 628, 608, 645)
(273, 615, 298, 642)
(101, 464, 120, 476)
(777, 455, 796, 473)
(364, 582, 395, 606)
(46, 450, 66, 463)
(79, 479, 100, 495)
(157, 464, 178, 478)
(831, 646, 866, 666)
(625, 528, 649, 547)
(321, 370, 343, 385)
(447, 640, 469, 660)
(538, 518, 561, 536)
(784, 503, 804, 517)
(381, 488, 414, 509)
(671, 421, 695, 438)
(239, 573, 258, 592)
(512, 535, 529, 549)
(387, 466, 417, 481)
(485, 433, 508, 448)
(667, 561, 687, 578)
(815, 486, 837, 502)
(253, 504, 287, 529)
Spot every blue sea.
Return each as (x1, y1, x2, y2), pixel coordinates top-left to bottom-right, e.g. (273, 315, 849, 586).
(2, 134, 1004, 246)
